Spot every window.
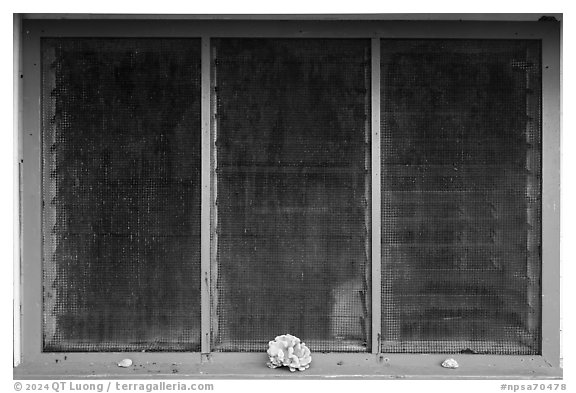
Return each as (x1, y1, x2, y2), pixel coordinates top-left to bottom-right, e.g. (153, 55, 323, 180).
(213, 38, 370, 352)
(14, 15, 561, 379)
(42, 38, 202, 352)
(380, 40, 542, 355)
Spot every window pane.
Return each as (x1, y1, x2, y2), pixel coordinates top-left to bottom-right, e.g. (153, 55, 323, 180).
(380, 40, 542, 354)
(214, 39, 371, 352)
(42, 39, 202, 351)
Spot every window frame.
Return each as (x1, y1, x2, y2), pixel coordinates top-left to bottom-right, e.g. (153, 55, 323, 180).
(14, 14, 561, 379)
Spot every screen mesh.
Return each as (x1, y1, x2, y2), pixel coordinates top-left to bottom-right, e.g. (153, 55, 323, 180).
(213, 39, 371, 352)
(380, 40, 542, 354)
(42, 39, 202, 351)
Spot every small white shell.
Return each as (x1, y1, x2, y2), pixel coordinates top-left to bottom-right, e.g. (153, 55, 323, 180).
(441, 358, 459, 369)
(117, 358, 133, 368)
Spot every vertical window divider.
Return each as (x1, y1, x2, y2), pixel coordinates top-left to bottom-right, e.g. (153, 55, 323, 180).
(371, 37, 382, 354)
(201, 36, 212, 355)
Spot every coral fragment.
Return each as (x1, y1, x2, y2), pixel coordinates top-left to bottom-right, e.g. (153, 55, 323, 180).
(266, 334, 312, 372)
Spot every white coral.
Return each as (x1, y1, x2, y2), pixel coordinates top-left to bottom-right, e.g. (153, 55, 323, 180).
(266, 334, 312, 372)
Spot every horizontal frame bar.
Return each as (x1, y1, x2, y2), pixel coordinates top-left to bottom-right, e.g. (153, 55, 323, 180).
(14, 353, 562, 379)
(22, 19, 557, 39)
(19, 13, 562, 21)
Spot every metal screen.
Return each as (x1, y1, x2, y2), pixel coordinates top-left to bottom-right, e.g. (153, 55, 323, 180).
(380, 40, 542, 354)
(40, 36, 544, 355)
(42, 39, 202, 351)
(213, 39, 371, 352)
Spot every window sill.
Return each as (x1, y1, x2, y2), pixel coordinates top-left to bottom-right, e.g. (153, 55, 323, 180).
(14, 353, 562, 379)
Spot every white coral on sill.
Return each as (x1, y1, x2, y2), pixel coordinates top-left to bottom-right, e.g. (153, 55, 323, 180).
(266, 334, 312, 372)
